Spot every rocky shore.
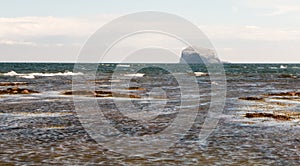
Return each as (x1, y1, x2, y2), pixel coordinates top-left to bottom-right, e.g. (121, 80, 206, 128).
(0, 87, 39, 95)
(62, 88, 145, 99)
(0, 82, 28, 86)
(245, 112, 300, 121)
(239, 91, 300, 122)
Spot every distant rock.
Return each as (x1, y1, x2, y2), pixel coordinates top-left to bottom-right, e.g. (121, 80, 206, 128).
(180, 46, 220, 64)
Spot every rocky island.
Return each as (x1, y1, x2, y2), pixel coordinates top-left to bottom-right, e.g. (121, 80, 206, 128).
(180, 46, 220, 64)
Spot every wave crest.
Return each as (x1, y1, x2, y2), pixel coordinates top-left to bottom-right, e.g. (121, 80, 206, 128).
(2, 71, 83, 79)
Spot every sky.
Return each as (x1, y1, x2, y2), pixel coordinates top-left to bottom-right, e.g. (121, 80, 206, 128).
(0, 0, 300, 63)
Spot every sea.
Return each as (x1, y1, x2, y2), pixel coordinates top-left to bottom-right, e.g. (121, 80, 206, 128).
(0, 63, 299, 165)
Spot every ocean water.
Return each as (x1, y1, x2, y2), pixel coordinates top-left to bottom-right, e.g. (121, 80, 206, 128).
(0, 63, 299, 165)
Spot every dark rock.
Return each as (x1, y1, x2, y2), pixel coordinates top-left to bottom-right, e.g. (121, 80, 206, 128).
(278, 74, 297, 79)
(95, 91, 141, 98)
(0, 82, 28, 86)
(239, 96, 264, 101)
(245, 112, 291, 121)
(62, 90, 141, 98)
(127, 87, 146, 91)
(266, 92, 300, 97)
(62, 90, 95, 96)
(0, 87, 39, 95)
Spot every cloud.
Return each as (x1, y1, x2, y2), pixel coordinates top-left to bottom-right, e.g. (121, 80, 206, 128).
(199, 23, 300, 63)
(0, 14, 119, 46)
(0, 40, 37, 46)
(265, 6, 300, 16)
(1, 14, 299, 47)
(235, 0, 300, 16)
(200, 25, 300, 41)
(0, 15, 120, 62)
(244, 25, 259, 30)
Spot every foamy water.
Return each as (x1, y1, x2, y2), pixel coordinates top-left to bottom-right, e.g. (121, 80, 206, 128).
(3, 71, 83, 79)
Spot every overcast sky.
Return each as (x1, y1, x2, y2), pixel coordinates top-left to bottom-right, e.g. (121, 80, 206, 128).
(0, 0, 300, 63)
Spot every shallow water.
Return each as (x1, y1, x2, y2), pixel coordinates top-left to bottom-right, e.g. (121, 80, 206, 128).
(0, 63, 299, 165)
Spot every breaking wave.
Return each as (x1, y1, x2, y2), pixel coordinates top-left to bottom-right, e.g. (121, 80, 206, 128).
(2, 71, 83, 79)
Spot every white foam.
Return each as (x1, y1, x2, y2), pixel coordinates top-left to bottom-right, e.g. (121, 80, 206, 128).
(194, 72, 208, 76)
(3, 71, 18, 76)
(124, 73, 144, 77)
(2, 71, 83, 79)
(280, 65, 287, 69)
(116, 64, 130, 68)
(0, 112, 73, 119)
(21, 75, 35, 79)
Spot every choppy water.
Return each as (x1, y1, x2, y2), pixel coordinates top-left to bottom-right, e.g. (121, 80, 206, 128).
(0, 63, 299, 165)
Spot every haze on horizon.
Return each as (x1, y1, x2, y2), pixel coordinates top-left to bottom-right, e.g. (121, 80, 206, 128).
(0, 0, 300, 63)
